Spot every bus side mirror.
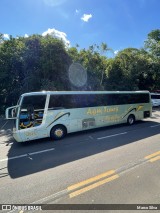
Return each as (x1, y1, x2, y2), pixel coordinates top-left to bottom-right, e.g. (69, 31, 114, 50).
(6, 106, 18, 119)
(11, 108, 16, 117)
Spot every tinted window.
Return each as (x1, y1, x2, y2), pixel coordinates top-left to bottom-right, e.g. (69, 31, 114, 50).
(49, 94, 96, 109)
(49, 95, 71, 109)
(151, 95, 160, 99)
(48, 93, 149, 109)
(109, 94, 149, 105)
(22, 95, 46, 109)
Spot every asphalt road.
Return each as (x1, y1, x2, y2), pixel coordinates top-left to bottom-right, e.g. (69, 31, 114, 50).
(0, 108, 160, 213)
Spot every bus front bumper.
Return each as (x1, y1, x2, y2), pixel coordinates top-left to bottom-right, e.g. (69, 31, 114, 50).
(13, 131, 23, 142)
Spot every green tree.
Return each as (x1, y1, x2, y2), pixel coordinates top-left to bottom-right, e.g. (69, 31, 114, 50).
(145, 29, 160, 58)
(105, 48, 156, 91)
(0, 36, 25, 112)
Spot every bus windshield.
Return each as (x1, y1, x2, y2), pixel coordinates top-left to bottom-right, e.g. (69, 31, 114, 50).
(19, 95, 47, 129)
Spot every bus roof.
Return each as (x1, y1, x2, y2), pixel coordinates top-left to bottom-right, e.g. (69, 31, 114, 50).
(21, 90, 150, 96)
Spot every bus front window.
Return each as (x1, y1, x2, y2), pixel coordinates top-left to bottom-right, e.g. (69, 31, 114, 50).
(19, 95, 46, 129)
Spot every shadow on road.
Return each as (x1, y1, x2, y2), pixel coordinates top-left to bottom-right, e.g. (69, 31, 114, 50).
(0, 119, 14, 146)
(5, 113, 160, 179)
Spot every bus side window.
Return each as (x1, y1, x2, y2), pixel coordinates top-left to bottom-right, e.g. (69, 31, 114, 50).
(49, 95, 65, 109)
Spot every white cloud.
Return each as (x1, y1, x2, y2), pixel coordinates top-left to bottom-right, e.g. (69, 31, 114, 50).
(75, 9, 80, 14)
(81, 14, 92, 22)
(3, 34, 9, 39)
(114, 50, 119, 55)
(42, 28, 70, 47)
(24, 34, 29, 38)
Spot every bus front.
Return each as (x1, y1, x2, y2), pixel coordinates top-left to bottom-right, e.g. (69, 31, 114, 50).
(5, 93, 48, 142)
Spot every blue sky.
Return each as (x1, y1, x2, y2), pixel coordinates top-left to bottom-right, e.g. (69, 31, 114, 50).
(0, 0, 160, 54)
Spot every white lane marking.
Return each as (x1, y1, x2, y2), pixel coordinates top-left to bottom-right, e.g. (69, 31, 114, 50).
(29, 148, 55, 156)
(31, 189, 67, 204)
(0, 154, 27, 162)
(97, 132, 127, 140)
(89, 136, 94, 140)
(0, 142, 14, 147)
(150, 124, 160, 128)
(0, 148, 55, 162)
(0, 121, 8, 130)
(8, 142, 13, 145)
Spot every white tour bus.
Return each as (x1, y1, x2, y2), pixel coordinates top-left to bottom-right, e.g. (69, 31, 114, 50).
(6, 91, 152, 142)
(150, 93, 160, 107)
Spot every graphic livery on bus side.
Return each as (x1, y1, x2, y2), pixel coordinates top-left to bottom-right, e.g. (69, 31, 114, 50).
(5, 91, 152, 142)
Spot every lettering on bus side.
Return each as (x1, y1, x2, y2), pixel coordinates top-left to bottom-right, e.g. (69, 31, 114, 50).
(86, 107, 119, 116)
(100, 115, 121, 122)
(25, 131, 37, 137)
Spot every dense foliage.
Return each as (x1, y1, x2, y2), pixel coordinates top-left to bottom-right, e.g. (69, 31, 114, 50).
(0, 29, 160, 114)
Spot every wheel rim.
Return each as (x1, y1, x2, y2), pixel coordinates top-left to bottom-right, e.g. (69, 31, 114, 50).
(55, 129, 63, 138)
(129, 117, 134, 124)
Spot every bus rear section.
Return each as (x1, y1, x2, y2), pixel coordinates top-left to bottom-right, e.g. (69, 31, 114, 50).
(151, 93, 160, 107)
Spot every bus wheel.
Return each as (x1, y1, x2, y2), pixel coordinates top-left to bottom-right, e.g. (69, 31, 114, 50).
(127, 115, 135, 125)
(50, 125, 67, 140)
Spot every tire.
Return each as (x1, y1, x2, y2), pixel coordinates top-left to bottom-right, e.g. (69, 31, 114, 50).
(127, 115, 135, 125)
(50, 125, 67, 140)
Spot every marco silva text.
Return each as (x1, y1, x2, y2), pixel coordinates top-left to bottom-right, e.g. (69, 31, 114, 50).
(137, 205, 158, 210)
